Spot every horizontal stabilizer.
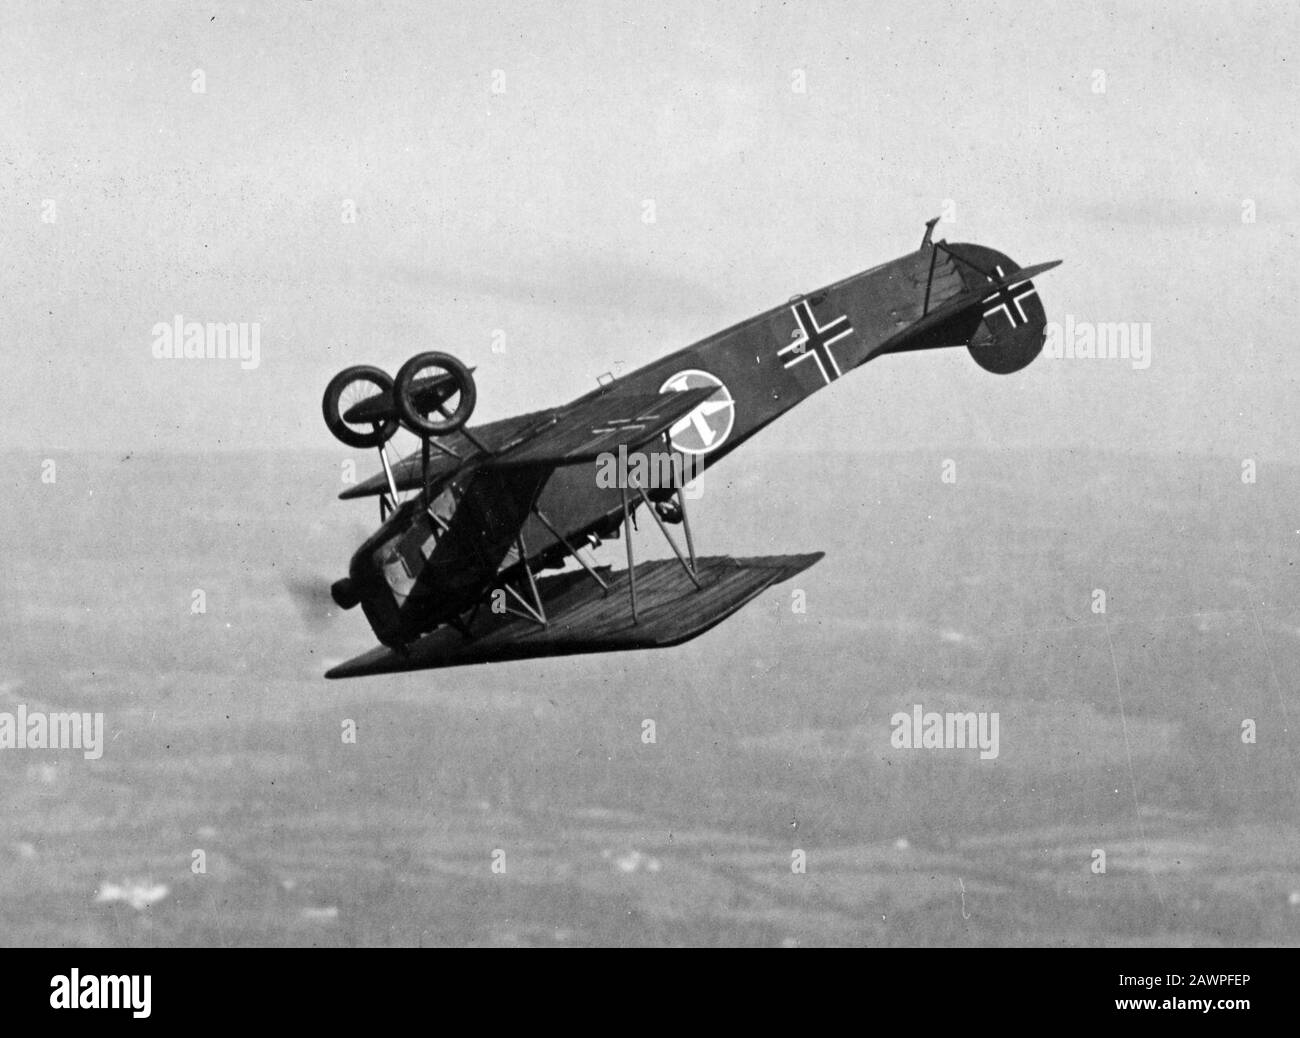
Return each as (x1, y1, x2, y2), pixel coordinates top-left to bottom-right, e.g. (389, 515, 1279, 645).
(324, 552, 822, 678)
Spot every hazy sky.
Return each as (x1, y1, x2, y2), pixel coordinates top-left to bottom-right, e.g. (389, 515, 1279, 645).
(2, 0, 1296, 459)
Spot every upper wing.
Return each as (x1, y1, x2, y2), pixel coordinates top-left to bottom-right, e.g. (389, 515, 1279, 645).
(485, 386, 718, 469)
(325, 552, 822, 678)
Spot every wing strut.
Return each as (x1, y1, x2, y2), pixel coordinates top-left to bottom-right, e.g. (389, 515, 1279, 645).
(621, 483, 638, 623)
(533, 508, 609, 593)
(500, 529, 548, 626)
(636, 484, 701, 588)
(676, 452, 698, 570)
(377, 433, 403, 521)
(618, 446, 704, 624)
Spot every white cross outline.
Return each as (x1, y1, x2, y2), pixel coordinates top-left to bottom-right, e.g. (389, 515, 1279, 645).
(660, 371, 734, 452)
(777, 299, 855, 385)
(981, 264, 1039, 328)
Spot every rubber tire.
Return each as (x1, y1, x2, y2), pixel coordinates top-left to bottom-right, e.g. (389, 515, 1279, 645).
(321, 365, 399, 449)
(394, 351, 477, 437)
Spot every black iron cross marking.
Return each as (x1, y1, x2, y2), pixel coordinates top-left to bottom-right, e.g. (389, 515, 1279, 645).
(777, 299, 854, 385)
(981, 265, 1039, 328)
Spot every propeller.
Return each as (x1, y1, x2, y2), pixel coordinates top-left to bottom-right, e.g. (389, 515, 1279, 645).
(283, 573, 341, 630)
(284, 523, 374, 627)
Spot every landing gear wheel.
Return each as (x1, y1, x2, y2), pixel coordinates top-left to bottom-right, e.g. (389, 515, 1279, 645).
(321, 365, 399, 449)
(394, 351, 477, 437)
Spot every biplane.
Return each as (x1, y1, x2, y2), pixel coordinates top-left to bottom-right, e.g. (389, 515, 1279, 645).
(318, 219, 1060, 678)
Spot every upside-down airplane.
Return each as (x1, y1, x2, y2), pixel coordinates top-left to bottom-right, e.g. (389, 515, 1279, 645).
(318, 219, 1060, 678)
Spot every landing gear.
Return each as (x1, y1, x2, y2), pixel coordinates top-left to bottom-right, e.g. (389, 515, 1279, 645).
(322, 351, 481, 521)
(393, 351, 477, 437)
(321, 365, 399, 449)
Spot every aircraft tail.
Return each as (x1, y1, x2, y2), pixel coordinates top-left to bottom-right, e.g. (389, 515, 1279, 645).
(873, 242, 1060, 374)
